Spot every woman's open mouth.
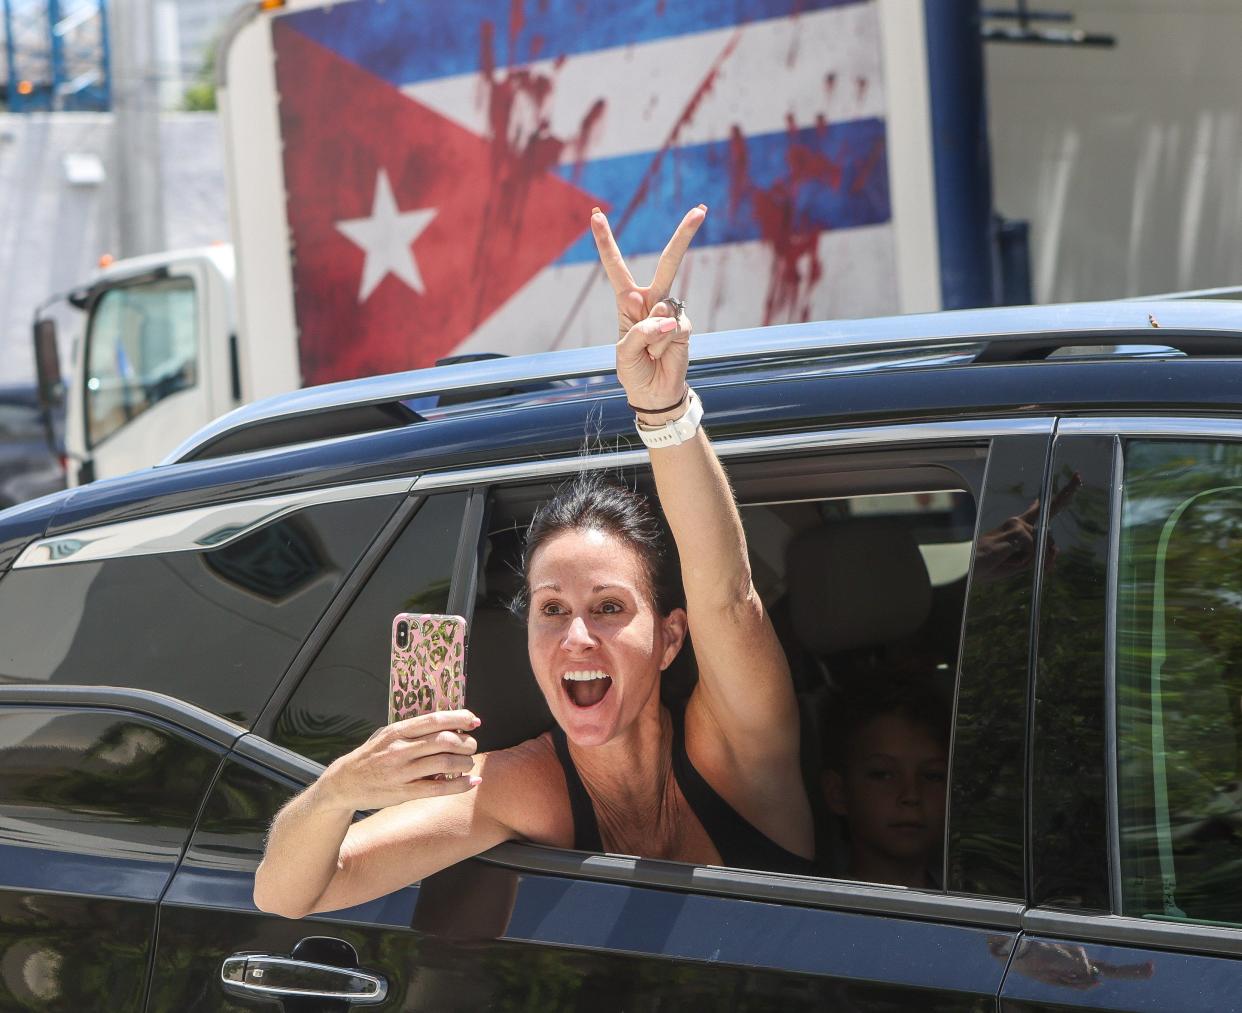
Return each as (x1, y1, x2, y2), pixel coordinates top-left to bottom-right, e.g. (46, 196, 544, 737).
(562, 670, 613, 708)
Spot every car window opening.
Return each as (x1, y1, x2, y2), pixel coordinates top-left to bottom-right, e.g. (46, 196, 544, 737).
(474, 454, 980, 888)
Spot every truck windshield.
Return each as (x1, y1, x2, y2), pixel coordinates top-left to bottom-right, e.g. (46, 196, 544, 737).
(86, 276, 198, 446)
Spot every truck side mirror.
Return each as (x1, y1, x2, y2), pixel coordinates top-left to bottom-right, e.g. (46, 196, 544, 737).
(33, 317, 64, 409)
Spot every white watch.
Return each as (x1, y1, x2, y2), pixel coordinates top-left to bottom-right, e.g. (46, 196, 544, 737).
(634, 389, 703, 448)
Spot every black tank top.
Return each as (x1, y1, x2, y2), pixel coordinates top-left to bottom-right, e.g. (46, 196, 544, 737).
(549, 698, 812, 875)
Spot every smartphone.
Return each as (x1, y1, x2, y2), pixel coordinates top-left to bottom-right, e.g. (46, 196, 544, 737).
(389, 613, 468, 726)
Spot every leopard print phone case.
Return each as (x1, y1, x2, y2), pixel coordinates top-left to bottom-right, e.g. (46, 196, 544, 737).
(388, 613, 467, 725)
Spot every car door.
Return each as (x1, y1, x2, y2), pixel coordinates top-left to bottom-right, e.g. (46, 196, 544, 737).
(147, 420, 1048, 1011)
(148, 490, 478, 1010)
(0, 469, 412, 1010)
(0, 690, 235, 1011)
(1000, 421, 1242, 1011)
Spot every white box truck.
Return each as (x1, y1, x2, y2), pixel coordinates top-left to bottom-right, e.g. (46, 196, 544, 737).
(37, 0, 980, 485)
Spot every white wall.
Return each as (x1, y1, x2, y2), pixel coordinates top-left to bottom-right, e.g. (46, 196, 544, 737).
(986, 0, 1242, 302)
(0, 112, 226, 386)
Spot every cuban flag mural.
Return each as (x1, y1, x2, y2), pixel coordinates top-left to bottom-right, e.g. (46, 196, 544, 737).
(272, 0, 896, 386)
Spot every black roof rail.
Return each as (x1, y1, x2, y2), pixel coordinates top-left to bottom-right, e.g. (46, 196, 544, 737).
(161, 299, 1242, 467)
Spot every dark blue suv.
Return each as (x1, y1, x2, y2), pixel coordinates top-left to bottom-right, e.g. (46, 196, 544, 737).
(1, 300, 1240, 1011)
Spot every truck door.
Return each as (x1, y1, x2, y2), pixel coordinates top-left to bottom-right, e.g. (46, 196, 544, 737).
(70, 261, 213, 484)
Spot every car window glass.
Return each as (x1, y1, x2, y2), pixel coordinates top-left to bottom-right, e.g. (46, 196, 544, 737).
(1117, 439, 1242, 928)
(0, 494, 402, 725)
(86, 276, 198, 446)
(0, 706, 222, 1009)
(0, 707, 222, 877)
(273, 492, 466, 766)
(947, 433, 1048, 900)
(1030, 437, 1114, 911)
(477, 460, 979, 887)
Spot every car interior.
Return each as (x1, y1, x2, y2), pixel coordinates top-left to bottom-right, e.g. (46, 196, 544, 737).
(465, 445, 985, 884)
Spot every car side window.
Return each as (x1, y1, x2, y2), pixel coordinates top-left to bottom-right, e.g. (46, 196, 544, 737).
(272, 492, 467, 766)
(1117, 439, 1242, 928)
(0, 705, 224, 1008)
(474, 450, 983, 886)
(86, 277, 198, 446)
(0, 493, 403, 726)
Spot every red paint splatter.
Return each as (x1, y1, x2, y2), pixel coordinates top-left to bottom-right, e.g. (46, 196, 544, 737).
(850, 137, 885, 195)
(470, 18, 610, 326)
(509, 0, 525, 65)
(727, 126, 748, 220)
(569, 98, 607, 181)
(616, 30, 742, 228)
(550, 30, 744, 349)
(657, 0, 666, 13)
(856, 75, 868, 102)
(529, 34, 544, 59)
(727, 113, 856, 324)
(825, 71, 837, 94)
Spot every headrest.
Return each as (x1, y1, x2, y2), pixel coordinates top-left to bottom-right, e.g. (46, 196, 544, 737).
(786, 519, 932, 655)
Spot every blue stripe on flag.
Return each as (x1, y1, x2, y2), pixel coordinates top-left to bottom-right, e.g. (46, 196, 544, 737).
(555, 117, 890, 265)
(281, 0, 863, 88)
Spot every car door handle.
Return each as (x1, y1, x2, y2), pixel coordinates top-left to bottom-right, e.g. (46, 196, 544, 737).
(221, 954, 388, 1005)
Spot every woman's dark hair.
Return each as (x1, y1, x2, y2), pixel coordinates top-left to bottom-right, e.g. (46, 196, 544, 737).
(512, 470, 684, 618)
(510, 470, 695, 701)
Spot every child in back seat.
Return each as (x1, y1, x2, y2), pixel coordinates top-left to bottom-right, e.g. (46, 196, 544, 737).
(821, 676, 951, 889)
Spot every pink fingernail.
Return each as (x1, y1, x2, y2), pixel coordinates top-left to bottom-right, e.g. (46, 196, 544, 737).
(469, 776, 482, 787)
(658, 318, 677, 333)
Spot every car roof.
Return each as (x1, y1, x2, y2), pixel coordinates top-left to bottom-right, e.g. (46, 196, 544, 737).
(162, 297, 1242, 467)
(11, 297, 1242, 542)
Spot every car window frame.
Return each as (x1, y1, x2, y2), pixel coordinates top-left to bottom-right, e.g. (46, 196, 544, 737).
(249, 488, 480, 740)
(1021, 415, 1242, 958)
(946, 430, 1052, 901)
(236, 416, 1054, 932)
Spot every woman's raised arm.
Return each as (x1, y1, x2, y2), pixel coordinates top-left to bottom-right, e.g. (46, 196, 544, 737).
(589, 208, 801, 758)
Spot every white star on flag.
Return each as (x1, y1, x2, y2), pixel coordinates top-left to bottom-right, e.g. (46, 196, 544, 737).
(335, 169, 437, 302)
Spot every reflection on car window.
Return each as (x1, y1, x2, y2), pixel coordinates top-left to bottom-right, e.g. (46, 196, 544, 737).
(273, 493, 466, 766)
(1118, 439, 1242, 928)
(86, 276, 197, 446)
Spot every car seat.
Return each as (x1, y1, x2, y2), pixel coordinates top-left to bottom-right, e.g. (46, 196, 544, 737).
(783, 517, 938, 878)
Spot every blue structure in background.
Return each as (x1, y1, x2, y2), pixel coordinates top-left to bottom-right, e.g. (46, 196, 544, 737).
(924, 0, 997, 311)
(3, 0, 111, 111)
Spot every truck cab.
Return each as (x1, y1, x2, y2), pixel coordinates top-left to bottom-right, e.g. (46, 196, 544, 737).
(60, 246, 238, 485)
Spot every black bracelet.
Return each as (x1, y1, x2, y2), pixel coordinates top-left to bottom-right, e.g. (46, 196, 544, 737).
(627, 385, 689, 415)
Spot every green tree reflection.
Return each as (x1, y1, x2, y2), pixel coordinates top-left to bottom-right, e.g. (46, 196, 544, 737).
(1118, 441, 1242, 927)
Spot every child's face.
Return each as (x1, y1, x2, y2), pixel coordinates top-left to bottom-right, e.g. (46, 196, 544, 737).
(824, 712, 948, 867)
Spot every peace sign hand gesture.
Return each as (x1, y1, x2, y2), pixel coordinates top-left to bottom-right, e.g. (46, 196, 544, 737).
(590, 205, 706, 414)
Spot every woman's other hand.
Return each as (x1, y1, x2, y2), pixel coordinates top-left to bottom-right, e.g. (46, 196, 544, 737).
(317, 709, 481, 814)
(590, 205, 705, 411)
